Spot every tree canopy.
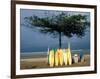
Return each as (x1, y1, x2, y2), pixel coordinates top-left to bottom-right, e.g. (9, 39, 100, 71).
(23, 12, 90, 48)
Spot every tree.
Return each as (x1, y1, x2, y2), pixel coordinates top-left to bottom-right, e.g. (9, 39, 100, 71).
(23, 12, 89, 48)
(61, 14, 90, 48)
(24, 12, 66, 48)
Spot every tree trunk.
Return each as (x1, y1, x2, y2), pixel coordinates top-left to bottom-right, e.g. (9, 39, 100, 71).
(59, 32, 61, 48)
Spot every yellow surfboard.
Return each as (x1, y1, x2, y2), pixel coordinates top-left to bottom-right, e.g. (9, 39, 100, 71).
(67, 48, 72, 65)
(59, 49, 63, 66)
(55, 49, 59, 66)
(49, 50, 54, 67)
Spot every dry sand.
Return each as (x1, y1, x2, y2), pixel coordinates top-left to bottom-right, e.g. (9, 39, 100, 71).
(20, 54, 90, 69)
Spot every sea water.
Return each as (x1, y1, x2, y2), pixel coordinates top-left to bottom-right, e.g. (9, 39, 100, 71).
(21, 49, 90, 59)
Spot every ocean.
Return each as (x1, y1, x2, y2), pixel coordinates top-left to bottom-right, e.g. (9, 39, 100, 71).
(20, 49, 90, 59)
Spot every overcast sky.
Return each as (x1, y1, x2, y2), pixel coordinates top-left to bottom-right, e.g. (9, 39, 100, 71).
(20, 9, 90, 52)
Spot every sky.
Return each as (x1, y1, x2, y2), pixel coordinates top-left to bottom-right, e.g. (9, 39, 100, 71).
(20, 9, 90, 52)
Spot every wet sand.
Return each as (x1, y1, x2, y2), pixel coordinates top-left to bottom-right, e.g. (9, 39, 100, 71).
(20, 54, 90, 69)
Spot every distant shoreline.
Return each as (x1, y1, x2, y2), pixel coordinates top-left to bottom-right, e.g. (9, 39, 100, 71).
(21, 49, 90, 59)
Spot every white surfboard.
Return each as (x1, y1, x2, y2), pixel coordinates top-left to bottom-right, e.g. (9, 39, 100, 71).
(63, 49, 68, 65)
(47, 47, 50, 65)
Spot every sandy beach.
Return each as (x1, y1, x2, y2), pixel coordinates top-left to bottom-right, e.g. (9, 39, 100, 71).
(20, 54, 90, 69)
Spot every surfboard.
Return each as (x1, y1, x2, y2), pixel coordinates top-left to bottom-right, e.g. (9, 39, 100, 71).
(55, 49, 59, 66)
(67, 48, 72, 65)
(49, 50, 54, 67)
(59, 49, 63, 66)
(63, 49, 68, 65)
(53, 48, 56, 66)
(47, 47, 50, 65)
